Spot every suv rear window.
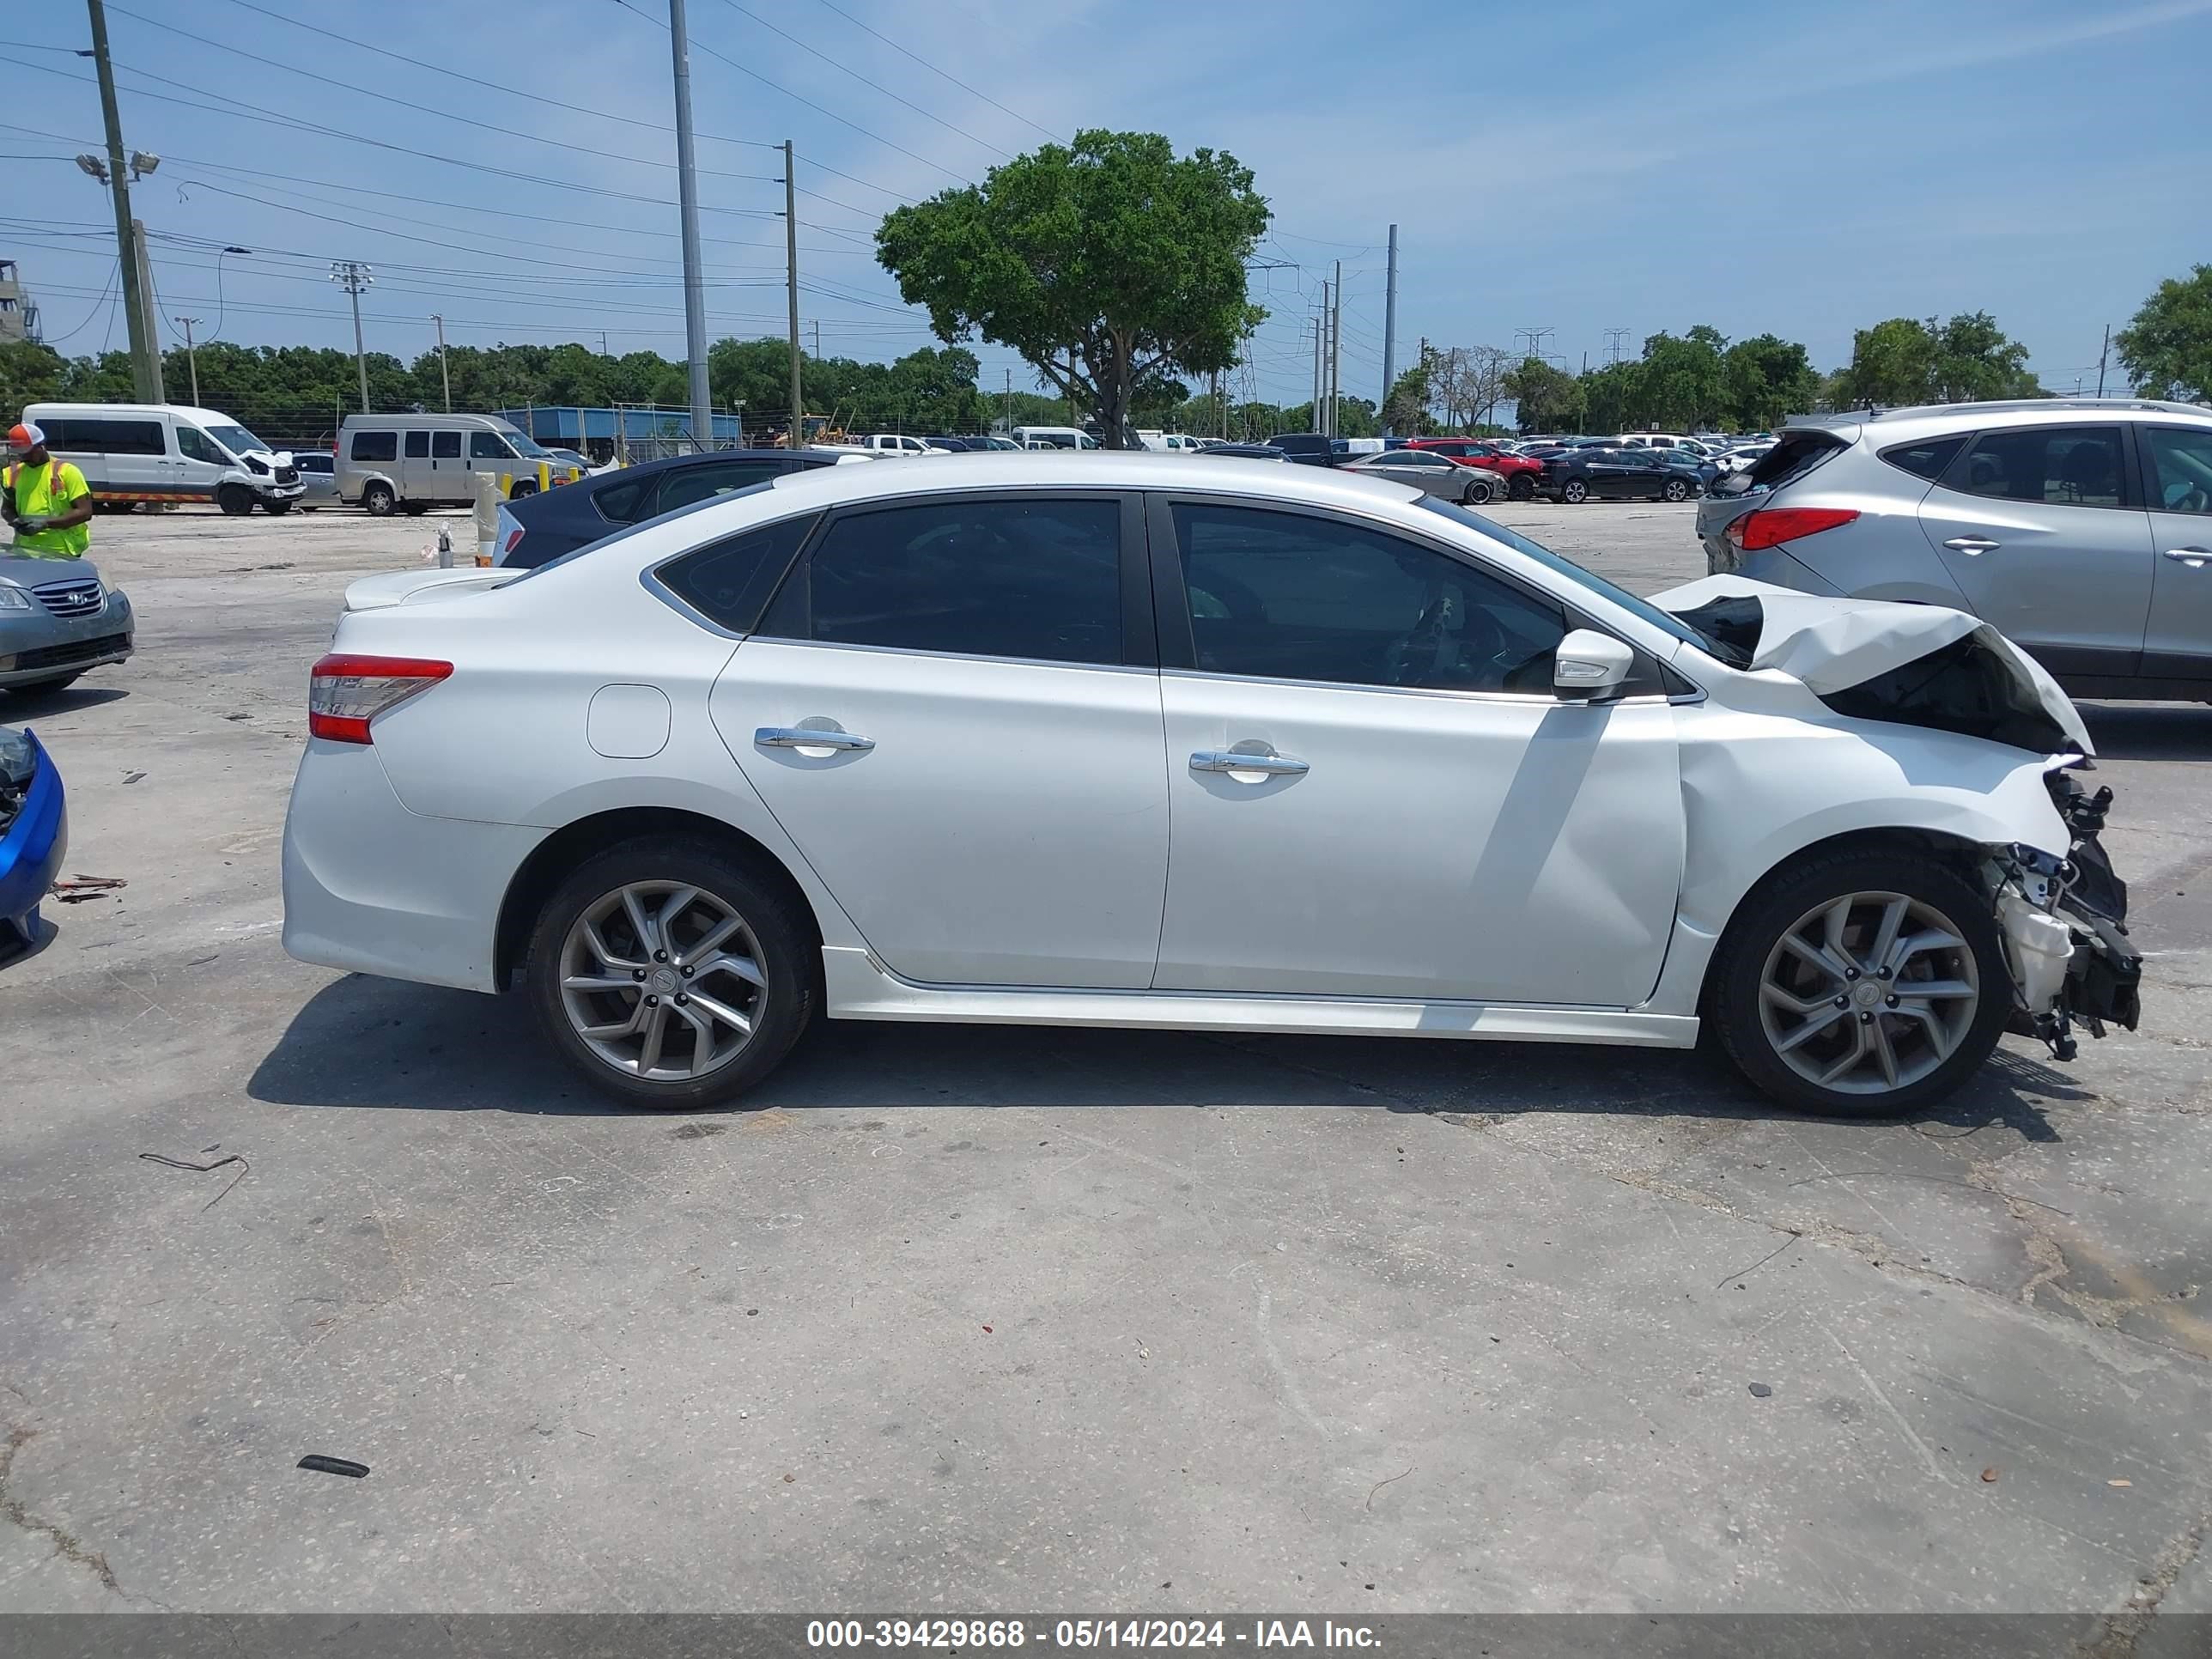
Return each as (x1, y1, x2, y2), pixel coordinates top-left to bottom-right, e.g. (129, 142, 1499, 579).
(1712, 430, 1844, 498)
(1878, 435, 1966, 481)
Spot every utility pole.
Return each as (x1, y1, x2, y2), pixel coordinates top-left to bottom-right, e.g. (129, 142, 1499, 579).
(1380, 224, 1399, 434)
(666, 0, 713, 451)
(128, 220, 165, 403)
(1003, 367, 1012, 434)
(430, 313, 452, 411)
(1328, 258, 1342, 438)
(330, 261, 373, 412)
(783, 139, 803, 450)
(85, 0, 162, 403)
(174, 314, 201, 406)
(1310, 307, 1323, 432)
(2096, 324, 2111, 398)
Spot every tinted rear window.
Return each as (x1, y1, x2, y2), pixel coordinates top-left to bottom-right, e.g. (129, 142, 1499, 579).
(1879, 435, 1966, 481)
(656, 512, 817, 634)
(592, 476, 651, 524)
(1711, 430, 1844, 498)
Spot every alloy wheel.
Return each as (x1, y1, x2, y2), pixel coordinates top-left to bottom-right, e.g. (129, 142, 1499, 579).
(558, 880, 769, 1083)
(1756, 890, 1981, 1096)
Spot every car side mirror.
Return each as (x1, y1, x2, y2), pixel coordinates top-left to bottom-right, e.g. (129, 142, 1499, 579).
(1553, 629, 1635, 702)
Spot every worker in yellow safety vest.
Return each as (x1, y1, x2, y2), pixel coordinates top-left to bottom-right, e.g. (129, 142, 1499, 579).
(3, 422, 94, 559)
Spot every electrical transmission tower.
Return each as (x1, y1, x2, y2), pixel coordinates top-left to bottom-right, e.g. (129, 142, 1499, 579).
(1603, 328, 1631, 365)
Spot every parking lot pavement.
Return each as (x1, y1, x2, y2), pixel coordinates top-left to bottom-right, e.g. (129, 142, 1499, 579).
(3, 502, 2209, 1617)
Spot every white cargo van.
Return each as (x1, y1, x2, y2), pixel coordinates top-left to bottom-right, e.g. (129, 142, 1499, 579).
(337, 412, 582, 515)
(24, 402, 307, 515)
(1011, 425, 1099, 450)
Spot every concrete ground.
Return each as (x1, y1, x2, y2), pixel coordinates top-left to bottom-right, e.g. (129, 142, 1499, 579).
(2, 501, 2209, 1621)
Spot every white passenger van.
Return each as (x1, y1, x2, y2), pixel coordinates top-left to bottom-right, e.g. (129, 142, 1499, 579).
(337, 412, 582, 515)
(24, 402, 307, 515)
(1011, 425, 1099, 450)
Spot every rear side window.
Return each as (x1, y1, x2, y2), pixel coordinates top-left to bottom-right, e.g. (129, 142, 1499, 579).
(1952, 426, 2127, 508)
(432, 430, 462, 459)
(655, 512, 817, 635)
(655, 460, 781, 514)
(44, 417, 166, 455)
(1879, 435, 1966, 480)
(762, 498, 1121, 665)
(404, 430, 430, 459)
(350, 430, 397, 462)
(592, 476, 651, 524)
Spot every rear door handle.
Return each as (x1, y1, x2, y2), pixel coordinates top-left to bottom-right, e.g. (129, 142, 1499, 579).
(2162, 546, 2211, 569)
(756, 726, 874, 752)
(1943, 537, 2000, 556)
(1191, 748, 1309, 777)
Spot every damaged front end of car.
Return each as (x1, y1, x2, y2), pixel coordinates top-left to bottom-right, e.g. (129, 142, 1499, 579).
(1987, 769, 2142, 1062)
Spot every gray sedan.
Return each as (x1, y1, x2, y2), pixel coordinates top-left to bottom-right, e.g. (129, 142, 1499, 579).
(0, 556, 135, 695)
(1340, 447, 1505, 504)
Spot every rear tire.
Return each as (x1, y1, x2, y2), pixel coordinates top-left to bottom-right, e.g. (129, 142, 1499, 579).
(362, 482, 397, 517)
(216, 484, 253, 516)
(525, 836, 816, 1111)
(1464, 477, 1496, 505)
(1561, 478, 1588, 503)
(1707, 847, 2009, 1117)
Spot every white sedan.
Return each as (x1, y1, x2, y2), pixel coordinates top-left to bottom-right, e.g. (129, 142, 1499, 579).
(282, 453, 2140, 1116)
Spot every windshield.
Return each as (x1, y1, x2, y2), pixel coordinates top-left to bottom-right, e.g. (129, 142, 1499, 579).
(1414, 495, 1729, 659)
(206, 422, 275, 458)
(496, 422, 556, 460)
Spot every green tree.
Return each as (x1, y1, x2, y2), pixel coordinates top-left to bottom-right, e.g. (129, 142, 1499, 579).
(1833, 313, 2039, 408)
(1721, 333, 1818, 429)
(0, 340, 70, 417)
(2115, 264, 2212, 403)
(1502, 356, 1583, 433)
(876, 130, 1270, 447)
(1381, 349, 1434, 435)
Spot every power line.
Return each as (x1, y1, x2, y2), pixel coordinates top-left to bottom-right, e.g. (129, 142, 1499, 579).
(805, 0, 1063, 143)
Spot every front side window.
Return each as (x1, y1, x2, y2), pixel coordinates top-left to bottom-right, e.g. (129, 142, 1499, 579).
(2144, 427, 2212, 515)
(1953, 426, 2126, 508)
(1170, 503, 1567, 694)
(471, 431, 517, 460)
(763, 497, 1121, 665)
(432, 430, 462, 459)
(350, 429, 397, 463)
(176, 427, 225, 465)
(404, 430, 430, 459)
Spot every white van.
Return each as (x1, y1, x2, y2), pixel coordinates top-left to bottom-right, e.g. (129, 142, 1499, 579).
(1135, 430, 1206, 453)
(337, 412, 582, 515)
(1011, 425, 1099, 451)
(858, 433, 939, 458)
(25, 402, 307, 515)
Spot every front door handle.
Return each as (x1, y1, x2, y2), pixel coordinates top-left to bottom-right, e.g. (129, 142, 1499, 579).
(2162, 546, 2211, 569)
(756, 726, 874, 752)
(1943, 536, 2000, 556)
(1191, 747, 1309, 778)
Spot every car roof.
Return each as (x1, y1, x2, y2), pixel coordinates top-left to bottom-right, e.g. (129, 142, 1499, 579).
(738, 449, 1420, 510)
(1785, 396, 2212, 441)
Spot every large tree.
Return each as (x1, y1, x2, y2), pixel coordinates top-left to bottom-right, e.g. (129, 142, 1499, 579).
(1502, 356, 1583, 433)
(1722, 333, 1818, 430)
(1832, 313, 2039, 408)
(875, 130, 1270, 448)
(2116, 264, 2212, 403)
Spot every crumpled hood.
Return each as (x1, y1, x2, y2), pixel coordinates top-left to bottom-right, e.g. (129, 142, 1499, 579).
(1652, 574, 2094, 758)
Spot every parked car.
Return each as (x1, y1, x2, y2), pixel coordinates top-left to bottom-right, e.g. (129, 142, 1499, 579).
(970, 435, 1024, 453)
(1011, 426, 1098, 451)
(544, 447, 596, 474)
(859, 434, 939, 458)
(1698, 397, 2212, 702)
(919, 436, 972, 453)
(493, 448, 857, 568)
(1401, 438, 1543, 500)
(291, 450, 338, 511)
(1538, 447, 1705, 503)
(338, 413, 584, 516)
(1340, 447, 1505, 503)
(0, 723, 64, 959)
(283, 451, 2139, 1119)
(1200, 443, 1289, 461)
(1263, 433, 1347, 467)
(0, 553, 134, 695)
(25, 401, 306, 515)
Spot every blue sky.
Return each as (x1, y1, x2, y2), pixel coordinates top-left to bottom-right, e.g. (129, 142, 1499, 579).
(3, 0, 2208, 415)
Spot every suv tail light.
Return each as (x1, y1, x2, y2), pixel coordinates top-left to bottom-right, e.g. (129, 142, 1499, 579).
(1727, 506, 1860, 551)
(308, 654, 452, 744)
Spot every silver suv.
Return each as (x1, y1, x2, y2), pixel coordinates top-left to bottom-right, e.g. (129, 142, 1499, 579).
(1697, 398, 2212, 701)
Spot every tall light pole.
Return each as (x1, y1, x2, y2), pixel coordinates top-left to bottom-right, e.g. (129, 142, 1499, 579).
(331, 261, 373, 412)
(1380, 224, 1398, 434)
(784, 140, 803, 449)
(174, 314, 201, 406)
(83, 0, 161, 403)
(666, 0, 713, 451)
(431, 313, 451, 411)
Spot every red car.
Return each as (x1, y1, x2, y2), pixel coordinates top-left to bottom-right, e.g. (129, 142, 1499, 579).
(1401, 438, 1540, 500)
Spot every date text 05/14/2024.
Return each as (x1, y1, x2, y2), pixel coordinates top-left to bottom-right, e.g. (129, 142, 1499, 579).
(805, 1620, 1382, 1650)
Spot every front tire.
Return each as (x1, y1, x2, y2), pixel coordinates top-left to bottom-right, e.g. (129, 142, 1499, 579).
(216, 484, 254, 516)
(508, 480, 538, 501)
(362, 482, 397, 516)
(1508, 474, 1535, 501)
(1662, 477, 1691, 502)
(525, 837, 815, 1111)
(1708, 848, 2009, 1117)
(1561, 478, 1588, 503)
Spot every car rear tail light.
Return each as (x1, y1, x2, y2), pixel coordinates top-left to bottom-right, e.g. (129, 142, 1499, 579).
(1727, 507, 1860, 551)
(308, 653, 452, 744)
